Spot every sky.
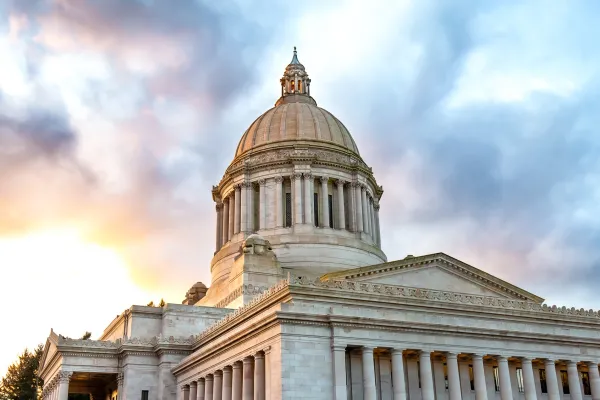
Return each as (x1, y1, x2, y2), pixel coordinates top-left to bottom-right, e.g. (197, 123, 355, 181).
(0, 0, 599, 377)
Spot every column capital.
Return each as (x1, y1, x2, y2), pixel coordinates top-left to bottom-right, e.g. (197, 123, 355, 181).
(292, 172, 303, 181)
(189, 381, 197, 388)
(223, 365, 232, 372)
(214, 369, 223, 377)
(374, 204, 380, 211)
(471, 354, 486, 360)
(254, 351, 265, 360)
(566, 360, 579, 367)
(391, 348, 405, 356)
(362, 346, 374, 352)
(351, 181, 361, 188)
(332, 344, 347, 352)
(586, 361, 600, 367)
(520, 357, 533, 363)
(274, 176, 284, 183)
(197, 377, 205, 383)
(243, 356, 254, 365)
(263, 345, 272, 354)
(234, 183, 242, 191)
(497, 355, 509, 362)
(205, 374, 214, 382)
(446, 352, 458, 359)
(258, 179, 266, 186)
(304, 172, 313, 179)
(232, 361, 242, 370)
(319, 175, 329, 183)
(57, 371, 73, 383)
(182, 385, 190, 392)
(335, 179, 345, 186)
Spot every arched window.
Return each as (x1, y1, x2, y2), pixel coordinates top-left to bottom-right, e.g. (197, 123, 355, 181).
(290, 80, 295, 92)
(297, 80, 302, 93)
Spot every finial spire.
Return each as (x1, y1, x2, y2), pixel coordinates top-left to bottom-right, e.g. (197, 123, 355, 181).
(290, 46, 300, 65)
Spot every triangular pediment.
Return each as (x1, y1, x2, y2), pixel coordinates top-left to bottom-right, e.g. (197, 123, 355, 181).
(320, 253, 544, 303)
(39, 329, 59, 378)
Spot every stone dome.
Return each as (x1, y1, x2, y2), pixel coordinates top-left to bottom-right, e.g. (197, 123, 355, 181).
(235, 102, 360, 157)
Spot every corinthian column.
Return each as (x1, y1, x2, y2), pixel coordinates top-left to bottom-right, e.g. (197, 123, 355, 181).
(222, 367, 232, 400)
(391, 349, 407, 400)
(222, 199, 229, 245)
(362, 346, 376, 400)
(275, 176, 283, 227)
(336, 180, 345, 230)
(205, 375, 214, 400)
(239, 183, 247, 233)
(242, 357, 254, 400)
(521, 358, 537, 400)
(183, 385, 190, 400)
(472, 354, 488, 400)
(254, 352, 265, 400)
(498, 356, 513, 400)
(304, 173, 313, 225)
(567, 361, 582, 400)
(213, 371, 223, 400)
(354, 182, 363, 232)
(197, 378, 206, 400)
(419, 351, 435, 400)
(587, 362, 600, 400)
(215, 202, 223, 251)
(320, 176, 329, 227)
(361, 186, 369, 234)
(234, 185, 241, 234)
(190, 381, 197, 400)
(544, 360, 561, 400)
(446, 353, 462, 400)
(57, 371, 72, 400)
(292, 173, 303, 225)
(232, 362, 242, 400)
(258, 179, 266, 230)
(228, 193, 235, 239)
(374, 203, 381, 246)
(247, 182, 255, 232)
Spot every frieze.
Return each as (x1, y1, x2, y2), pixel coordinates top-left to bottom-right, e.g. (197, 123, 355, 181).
(214, 284, 271, 309)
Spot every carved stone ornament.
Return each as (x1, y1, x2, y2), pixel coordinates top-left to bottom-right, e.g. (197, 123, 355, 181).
(274, 176, 284, 183)
(258, 179, 266, 186)
(291, 172, 303, 181)
(57, 371, 73, 383)
(320, 176, 329, 183)
(335, 179, 345, 186)
(304, 173, 313, 179)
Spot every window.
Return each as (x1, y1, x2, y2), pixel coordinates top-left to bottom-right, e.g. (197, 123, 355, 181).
(290, 80, 295, 92)
(314, 193, 319, 226)
(539, 369, 548, 393)
(285, 193, 292, 227)
(582, 372, 591, 395)
(560, 370, 570, 394)
(417, 361, 421, 388)
(516, 368, 524, 393)
(141, 391, 149, 400)
(328, 195, 333, 228)
(443, 363, 449, 390)
(298, 80, 302, 93)
(468, 365, 475, 391)
(493, 366, 500, 392)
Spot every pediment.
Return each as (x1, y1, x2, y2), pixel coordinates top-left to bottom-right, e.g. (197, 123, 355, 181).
(39, 329, 59, 377)
(320, 253, 543, 303)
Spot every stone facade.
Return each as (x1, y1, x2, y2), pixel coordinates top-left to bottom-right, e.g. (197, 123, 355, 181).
(38, 49, 600, 400)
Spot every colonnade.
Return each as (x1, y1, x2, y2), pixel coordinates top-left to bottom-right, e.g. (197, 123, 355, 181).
(214, 174, 381, 252)
(42, 371, 72, 400)
(333, 346, 600, 400)
(181, 350, 268, 400)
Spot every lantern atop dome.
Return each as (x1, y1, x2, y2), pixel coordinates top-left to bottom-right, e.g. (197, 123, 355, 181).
(277, 47, 314, 106)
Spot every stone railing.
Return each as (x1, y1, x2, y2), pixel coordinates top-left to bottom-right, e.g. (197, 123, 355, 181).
(58, 336, 119, 348)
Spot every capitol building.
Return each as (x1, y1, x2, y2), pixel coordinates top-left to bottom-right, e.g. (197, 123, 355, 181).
(39, 49, 600, 400)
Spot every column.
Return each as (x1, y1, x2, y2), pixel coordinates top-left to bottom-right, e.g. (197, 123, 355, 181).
(240, 183, 247, 233)
(447, 353, 462, 400)
(320, 176, 329, 227)
(304, 173, 313, 225)
(57, 372, 72, 400)
(222, 367, 232, 400)
(391, 349, 407, 400)
(498, 356, 513, 400)
(370, 198, 376, 241)
(234, 185, 241, 234)
(366, 195, 372, 237)
(117, 373, 124, 400)
(264, 347, 272, 400)
(254, 352, 265, 400)
(374, 203, 381, 246)
(336, 180, 345, 230)
(222, 199, 229, 244)
(215, 203, 223, 251)
(567, 361, 582, 400)
(197, 378, 206, 400)
(362, 346, 377, 400)
(205, 375, 214, 400)
(213, 371, 223, 400)
(420, 351, 435, 400)
(243, 357, 254, 400)
(587, 362, 600, 400)
(332, 345, 348, 400)
(361, 186, 369, 234)
(247, 182, 255, 232)
(228, 193, 235, 239)
(275, 177, 283, 227)
(545, 360, 561, 400)
(232, 362, 242, 400)
(259, 179, 266, 230)
(190, 381, 198, 400)
(293, 173, 303, 225)
(521, 358, 537, 400)
(354, 183, 364, 232)
(472, 354, 488, 400)
(183, 385, 190, 400)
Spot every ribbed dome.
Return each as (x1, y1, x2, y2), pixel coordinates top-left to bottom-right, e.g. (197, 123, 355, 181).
(235, 102, 360, 157)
